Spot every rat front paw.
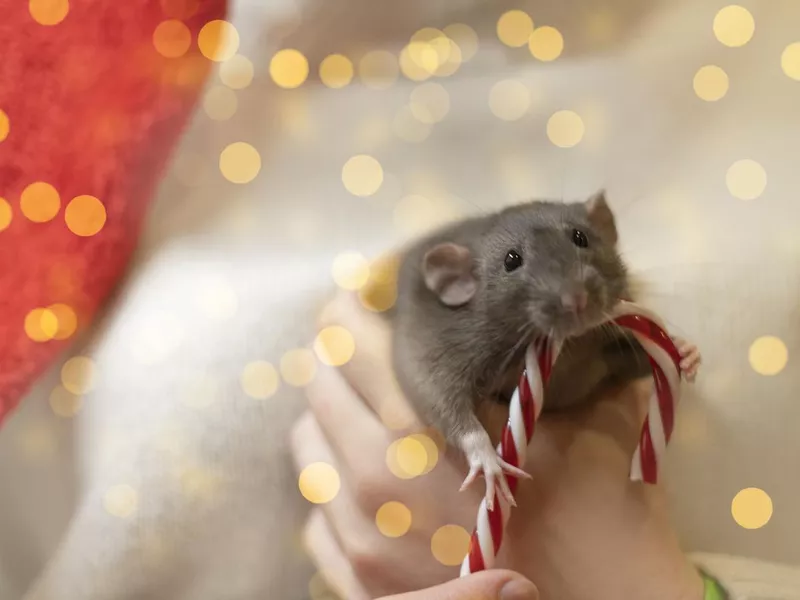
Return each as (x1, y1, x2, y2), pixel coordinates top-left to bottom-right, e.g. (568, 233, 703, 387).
(458, 431, 531, 510)
(673, 337, 702, 382)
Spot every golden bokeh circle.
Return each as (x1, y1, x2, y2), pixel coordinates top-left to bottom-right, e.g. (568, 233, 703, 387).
(435, 40, 463, 78)
(358, 255, 399, 312)
(359, 50, 399, 90)
(528, 26, 564, 61)
(375, 501, 413, 538)
(396, 436, 427, 476)
(331, 252, 370, 290)
(219, 142, 261, 184)
(713, 5, 755, 48)
(781, 42, 800, 81)
(489, 80, 530, 121)
(313, 326, 356, 367)
(410, 83, 450, 124)
(29, 0, 69, 26)
(24, 308, 58, 342)
(547, 110, 585, 148)
(726, 159, 766, 200)
(104, 484, 139, 518)
(280, 348, 317, 387)
(65, 195, 106, 237)
(431, 525, 471, 566)
(61, 356, 96, 394)
(443, 23, 478, 62)
(320, 54, 354, 89)
(240, 361, 280, 399)
(410, 433, 439, 474)
(198, 20, 240, 62)
(49, 303, 77, 340)
(400, 44, 433, 82)
(748, 336, 788, 376)
(342, 155, 384, 197)
(220, 54, 254, 89)
(49, 385, 83, 418)
(731, 488, 773, 529)
(0, 109, 8, 142)
(152, 19, 191, 58)
(693, 65, 729, 101)
(298, 462, 341, 504)
(20, 182, 60, 223)
(0, 197, 11, 231)
(497, 10, 534, 48)
(270, 49, 309, 89)
(203, 85, 238, 120)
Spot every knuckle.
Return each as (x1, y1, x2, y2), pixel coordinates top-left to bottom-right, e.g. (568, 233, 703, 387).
(352, 472, 385, 513)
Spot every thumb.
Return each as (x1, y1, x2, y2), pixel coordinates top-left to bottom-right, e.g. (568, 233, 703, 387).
(376, 570, 539, 600)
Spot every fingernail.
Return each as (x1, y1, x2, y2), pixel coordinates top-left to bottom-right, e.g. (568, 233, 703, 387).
(500, 578, 538, 600)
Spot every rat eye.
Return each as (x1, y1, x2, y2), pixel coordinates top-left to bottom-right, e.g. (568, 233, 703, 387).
(504, 250, 523, 272)
(571, 229, 589, 248)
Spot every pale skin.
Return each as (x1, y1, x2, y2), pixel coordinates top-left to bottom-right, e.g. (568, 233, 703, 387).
(292, 291, 704, 600)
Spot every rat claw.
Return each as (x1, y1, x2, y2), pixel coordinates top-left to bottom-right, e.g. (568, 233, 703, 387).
(459, 466, 480, 492)
(485, 472, 496, 511)
(497, 474, 516, 507)
(497, 457, 532, 480)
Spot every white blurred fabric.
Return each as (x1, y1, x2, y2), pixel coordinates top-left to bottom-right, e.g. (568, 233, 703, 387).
(1, 0, 799, 598)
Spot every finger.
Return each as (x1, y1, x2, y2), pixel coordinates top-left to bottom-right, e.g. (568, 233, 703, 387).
(319, 291, 420, 431)
(303, 509, 370, 600)
(305, 363, 388, 467)
(376, 570, 539, 600)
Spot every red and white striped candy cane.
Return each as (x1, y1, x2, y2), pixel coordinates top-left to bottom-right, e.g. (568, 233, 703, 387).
(460, 300, 683, 577)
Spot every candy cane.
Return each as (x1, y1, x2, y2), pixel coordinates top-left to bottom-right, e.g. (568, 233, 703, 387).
(460, 301, 683, 577)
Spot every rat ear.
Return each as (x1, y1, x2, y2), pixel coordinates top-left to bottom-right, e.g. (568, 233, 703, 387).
(585, 189, 618, 245)
(422, 243, 477, 307)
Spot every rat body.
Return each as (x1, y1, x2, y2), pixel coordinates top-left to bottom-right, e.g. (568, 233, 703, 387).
(391, 192, 700, 507)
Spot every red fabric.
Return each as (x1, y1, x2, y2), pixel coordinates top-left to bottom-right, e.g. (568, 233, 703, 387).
(0, 0, 227, 427)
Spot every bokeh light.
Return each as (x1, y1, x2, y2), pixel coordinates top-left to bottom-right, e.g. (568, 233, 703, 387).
(0, 197, 11, 231)
(726, 159, 766, 200)
(48, 303, 77, 340)
(104, 484, 139, 518)
(331, 252, 370, 290)
(240, 361, 280, 399)
(203, 85, 238, 120)
(65, 195, 106, 237)
(528, 26, 564, 61)
(713, 5, 754, 47)
(497, 10, 534, 48)
(313, 326, 356, 367)
(393, 106, 431, 143)
(298, 462, 341, 504)
(219, 142, 261, 184)
(358, 254, 399, 312)
(386, 434, 438, 478)
(359, 50, 399, 90)
(781, 42, 800, 81)
(20, 182, 60, 223)
(29, 0, 69, 26)
(24, 308, 58, 342)
(49, 385, 82, 418)
(399, 44, 433, 82)
(61, 356, 96, 394)
(434, 39, 462, 77)
(320, 54, 354, 89)
(198, 20, 239, 62)
(748, 336, 788, 376)
(431, 525, 470, 566)
(443, 23, 478, 62)
(153, 20, 191, 58)
(547, 110, 585, 147)
(270, 49, 309, 89)
(342, 154, 384, 197)
(219, 54, 254, 89)
(375, 501, 413, 538)
(731, 488, 773, 529)
(693, 65, 729, 101)
(280, 348, 317, 387)
(410, 83, 450, 124)
(0, 109, 8, 142)
(489, 80, 530, 121)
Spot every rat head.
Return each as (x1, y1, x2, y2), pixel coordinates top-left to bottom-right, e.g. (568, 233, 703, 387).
(421, 191, 629, 341)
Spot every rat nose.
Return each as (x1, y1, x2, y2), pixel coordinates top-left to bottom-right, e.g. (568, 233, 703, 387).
(561, 288, 589, 313)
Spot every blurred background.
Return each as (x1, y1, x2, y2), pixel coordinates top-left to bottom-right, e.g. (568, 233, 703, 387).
(1, 0, 799, 598)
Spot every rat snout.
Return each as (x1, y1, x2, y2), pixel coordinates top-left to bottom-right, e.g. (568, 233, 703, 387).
(560, 287, 589, 314)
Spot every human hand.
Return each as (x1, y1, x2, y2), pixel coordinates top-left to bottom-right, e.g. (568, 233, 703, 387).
(377, 570, 538, 600)
(292, 291, 704, 600)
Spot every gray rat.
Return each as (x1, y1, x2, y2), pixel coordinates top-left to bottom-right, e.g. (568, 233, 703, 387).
(391, 191, 700, 508)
